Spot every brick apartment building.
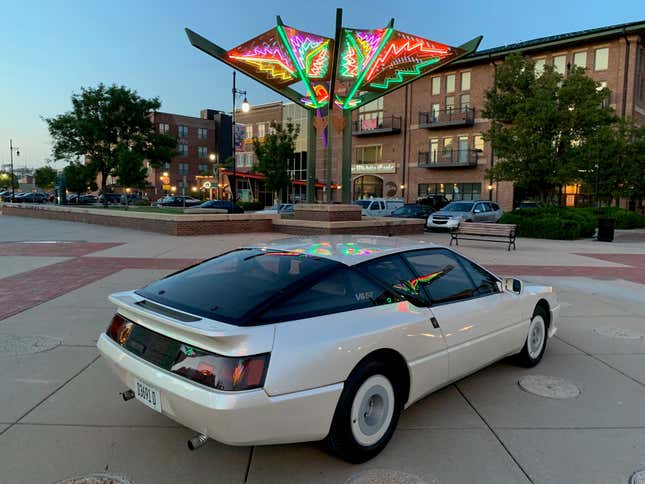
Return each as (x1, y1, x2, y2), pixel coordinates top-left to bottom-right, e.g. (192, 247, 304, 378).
(233, 20, 645, 210)
(104, 109, 232, 199)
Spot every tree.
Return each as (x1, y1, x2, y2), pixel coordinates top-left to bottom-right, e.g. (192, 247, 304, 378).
(0, 172, 18, 190)
(46, 84, 177, 206)
(483, 54, 615, 204)
(252, 121, 300, 203)
(33, 166, 58, 191)
(114, 145, 148, 209)
(63, 162, 98, 200)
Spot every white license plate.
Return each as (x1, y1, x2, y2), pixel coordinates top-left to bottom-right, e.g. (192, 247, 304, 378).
(134, 379, 161, 413)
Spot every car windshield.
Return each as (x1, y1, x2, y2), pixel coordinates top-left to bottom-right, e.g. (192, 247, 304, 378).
(353, 200, 371, 208)
(136, 249, 341, 325)
(393, 206, 416, 215)
(442, 202, 474, 212)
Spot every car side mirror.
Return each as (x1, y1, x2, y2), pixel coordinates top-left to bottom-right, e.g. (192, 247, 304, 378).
(503, 277, 523, 295)
(474, 208, 482, 213)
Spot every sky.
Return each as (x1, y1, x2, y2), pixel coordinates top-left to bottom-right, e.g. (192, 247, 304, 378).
(1, 0, 643, 169)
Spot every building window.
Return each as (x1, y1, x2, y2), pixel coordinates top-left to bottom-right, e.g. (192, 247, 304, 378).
(461, 72, 471, 91)
(534, 58, 546, 76)
(431, 76, 440, 95)
(162, 162, 170, 171)
(553, 55, 566, 74)
(431, 103, 440, 121)
(198, 146, 207, 158)
(445, 96, 455, 112)
(418, 182, 481, 201)
(474, 134, 484, 152)
(573, 51, 587, 68)
(442, 137, 453, 155)
(354, 145, 382, 164)
(198, 164, 208, 174)
(178, 144, 188, 156)
(257, 123, 266, 138)
(460, 94, 471, 110)
(245, 124, 253, 139)
(594, 47, 609, 71)
(178, 125, 188, 138)
(158, 123, 170, 134)
(198, 128, 208, 140)
(288, 151, 307, 182)
(358, 98, 384, 129)
(178, 163, 189, 175)
(597, 81, 610, 108)
(446, 74, 455, 93)
(429, 138, 439, 162)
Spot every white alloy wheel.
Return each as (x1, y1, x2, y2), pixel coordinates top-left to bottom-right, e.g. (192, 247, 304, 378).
(527, 314, 546, 360)
(350, 375, 395, 447)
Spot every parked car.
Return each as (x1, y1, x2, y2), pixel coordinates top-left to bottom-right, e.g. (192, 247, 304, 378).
(157, 196, 202, 207)
(8, 192, 26, 202)
(353, 198, 404, 217)
(77, 194, 98, 204)
(97, 236, 558, 463)
(189, 200, 244, 213)
(99, 193, 123, 205)
(256, 203, 294, 214)
(517, 200, 541, 209)
(386, 203, 434, 219)
(417, 195, 450, 211)
(18, 192, 48, 203)
(427, 201, 504, 230)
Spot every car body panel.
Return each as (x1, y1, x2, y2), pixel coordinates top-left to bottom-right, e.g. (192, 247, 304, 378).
(98, 236, 559, 448)
(427, 201, 504, 228)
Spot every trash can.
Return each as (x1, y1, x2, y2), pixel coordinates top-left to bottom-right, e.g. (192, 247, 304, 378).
(597, 218, 615, 242)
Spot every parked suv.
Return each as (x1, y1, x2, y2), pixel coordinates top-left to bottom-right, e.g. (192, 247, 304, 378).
(417, 195, 450, 211)
(189, 200, 244, 213)
(427, 201, 504, 229)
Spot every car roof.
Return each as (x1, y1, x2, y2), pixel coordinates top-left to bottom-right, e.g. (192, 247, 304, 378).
(246, 235, 440, 266)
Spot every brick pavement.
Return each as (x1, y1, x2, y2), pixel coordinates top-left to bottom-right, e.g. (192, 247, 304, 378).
(2, 241, 645, 322)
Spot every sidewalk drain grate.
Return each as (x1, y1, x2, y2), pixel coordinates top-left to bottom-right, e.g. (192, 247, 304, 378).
(0, 334, 61, 356)
(593, 328, 643, 340)
(347, 469, 435, 484)
(518, 375, 581, 399)
(632, 470, 645, 484)
(55, 474, 132, 484)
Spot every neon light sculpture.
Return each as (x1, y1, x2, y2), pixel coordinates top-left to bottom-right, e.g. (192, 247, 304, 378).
(186, 17, 480, 112)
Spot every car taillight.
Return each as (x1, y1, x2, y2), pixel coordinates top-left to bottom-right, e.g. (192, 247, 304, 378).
(106, 313, 134, 346)
(170, 344, 270, 391)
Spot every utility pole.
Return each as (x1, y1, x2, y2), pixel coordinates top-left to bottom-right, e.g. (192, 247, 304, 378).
(9, 139, 20, 201)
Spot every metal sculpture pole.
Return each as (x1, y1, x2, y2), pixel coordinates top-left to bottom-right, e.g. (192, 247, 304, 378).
(306, 109, 316, 202)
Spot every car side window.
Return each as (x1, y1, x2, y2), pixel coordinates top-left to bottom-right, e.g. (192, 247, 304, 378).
(482, 203, 493, 212)
(259, 267, 392, 322)
(402, 249, 477, 305)
(380, 202, 385, 210)
(458, 255, 501, 296)
(360, 255, 417, 302)
(473, 202, 483, 213)
(491, 203, 500, 211)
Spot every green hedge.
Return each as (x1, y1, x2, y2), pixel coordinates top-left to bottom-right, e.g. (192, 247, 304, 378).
(238, 201, 265, 211)
(499, 206, 645, 240)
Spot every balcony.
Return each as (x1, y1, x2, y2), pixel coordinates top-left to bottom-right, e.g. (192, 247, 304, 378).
(418, 107, 475, 129)
(352, 115, 402, 136)
(418, 149, 480, 169)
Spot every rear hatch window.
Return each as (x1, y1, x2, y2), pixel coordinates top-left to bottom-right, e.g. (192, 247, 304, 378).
(136, 249, 341, 325)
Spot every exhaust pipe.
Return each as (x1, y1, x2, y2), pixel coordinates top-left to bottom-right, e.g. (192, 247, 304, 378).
(187, 434, 208, 451)
(121, 389, 135, 402)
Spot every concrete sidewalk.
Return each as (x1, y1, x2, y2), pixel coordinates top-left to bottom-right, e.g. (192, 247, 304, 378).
(1, 215, 645, 483)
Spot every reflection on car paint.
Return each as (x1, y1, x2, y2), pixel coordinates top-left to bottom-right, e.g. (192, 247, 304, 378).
(393, 265, 454, 295)
(289, 242, 386, 258)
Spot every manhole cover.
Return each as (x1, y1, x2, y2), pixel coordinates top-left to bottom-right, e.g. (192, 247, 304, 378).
(593, 328, 643, 340)
(55, 474, 132, 484)
(0, 334, 61, 356)
(518, 375, 581, 399)
(347, 469, 433, 484)
(632, 470, 645, 484)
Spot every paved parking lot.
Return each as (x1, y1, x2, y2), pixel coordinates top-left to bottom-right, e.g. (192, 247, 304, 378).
(1, 215, 644, 483)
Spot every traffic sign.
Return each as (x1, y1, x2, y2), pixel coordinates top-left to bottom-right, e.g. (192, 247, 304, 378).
(203, 181, 212, 189)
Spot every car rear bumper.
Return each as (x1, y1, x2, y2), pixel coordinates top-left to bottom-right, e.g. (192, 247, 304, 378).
(97, 334, 342, 446)
(427, 218, 460, 229)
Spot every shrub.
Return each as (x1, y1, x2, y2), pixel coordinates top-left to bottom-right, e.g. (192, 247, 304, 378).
(133, 199, 151, 206)
(239, 201, 265, 211)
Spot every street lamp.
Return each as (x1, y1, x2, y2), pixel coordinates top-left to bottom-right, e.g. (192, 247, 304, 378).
(9, 139, 19, 201)
(231, 71, 250, 202)
(487, 183, 494, 201)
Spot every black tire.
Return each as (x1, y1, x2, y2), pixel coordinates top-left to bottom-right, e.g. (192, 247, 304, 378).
(515, 306, 549, 368)
(324, 360, 402, 463)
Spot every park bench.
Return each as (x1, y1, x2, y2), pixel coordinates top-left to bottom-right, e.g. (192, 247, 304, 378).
(450, 222, 517, 251)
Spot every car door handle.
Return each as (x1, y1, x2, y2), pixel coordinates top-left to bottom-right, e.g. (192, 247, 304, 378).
(430, 316, 440, 329)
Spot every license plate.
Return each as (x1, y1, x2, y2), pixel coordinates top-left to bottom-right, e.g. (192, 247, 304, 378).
(134, 379, 161, 413)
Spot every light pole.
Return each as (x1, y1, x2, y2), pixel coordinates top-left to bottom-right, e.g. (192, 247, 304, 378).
(9, 139, 20, 201)
(594, 163, 600, 208)
(209, 153, 218, 200)
(231, 71, 249, 202)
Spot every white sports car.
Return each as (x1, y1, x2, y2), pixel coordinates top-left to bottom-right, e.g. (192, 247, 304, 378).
(97, 236, 559, 463)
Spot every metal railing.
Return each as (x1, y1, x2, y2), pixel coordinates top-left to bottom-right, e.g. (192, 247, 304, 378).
(419, 107, 475, 128)
(418, 149, 480, 168)
(352, 115, 402, 135)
